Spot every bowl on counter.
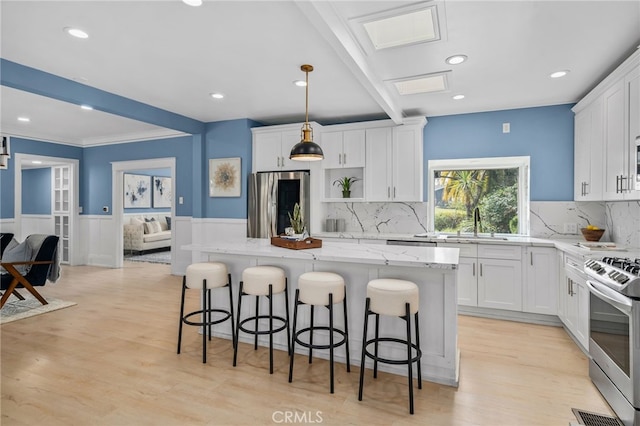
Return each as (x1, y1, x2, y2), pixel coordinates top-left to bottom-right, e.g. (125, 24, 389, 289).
(581, 228, 605, 242)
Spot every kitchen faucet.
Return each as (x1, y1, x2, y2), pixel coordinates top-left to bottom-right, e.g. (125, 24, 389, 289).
(473, 207, 482, 237)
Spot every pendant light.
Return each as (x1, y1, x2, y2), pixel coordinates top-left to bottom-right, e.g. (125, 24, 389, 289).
(290, 64, 324, 161)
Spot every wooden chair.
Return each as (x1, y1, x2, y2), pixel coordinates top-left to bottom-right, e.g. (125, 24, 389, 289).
(0, 235, 59, 309)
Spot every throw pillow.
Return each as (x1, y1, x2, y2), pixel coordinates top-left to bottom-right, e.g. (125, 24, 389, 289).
(166, 216, 172, 230)
(144, 217, 156, 223)
(130, 217, 144, 227)
(144, 221, 162, 234)
(0, 240, 33, 274)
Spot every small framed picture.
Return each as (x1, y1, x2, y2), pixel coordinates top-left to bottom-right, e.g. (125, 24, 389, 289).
(124, 173, 152, 208)
(209, 157, 241, 197)
(153, 176, 172, 208)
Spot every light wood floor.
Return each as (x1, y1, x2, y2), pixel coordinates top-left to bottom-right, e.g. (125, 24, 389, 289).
(1, 262, 613, 425)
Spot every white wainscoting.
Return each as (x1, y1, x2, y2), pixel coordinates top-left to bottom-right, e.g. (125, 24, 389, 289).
(0, 219, 17, 236)
(21, 215, 55, 238)
(80, 215, 118, 267)
(184, 218, 248, 272)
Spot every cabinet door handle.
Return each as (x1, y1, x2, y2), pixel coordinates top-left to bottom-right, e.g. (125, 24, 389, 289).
(393, 187, 397, 198)
(338, 153, 342, 165)
(620, 175, 628, 193)
(530, 252, 533, 266)
(480, 263, 483, 277)
(472, 263, 476, 277)
(343, 153, 346, 164)
(387, 187, 391, 198)
(616, 175, 621, 193)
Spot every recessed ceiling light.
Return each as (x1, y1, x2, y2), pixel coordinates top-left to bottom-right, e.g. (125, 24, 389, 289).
(446, 55, 467, 65)
(550, 70, 569, 79)
(17, 117, 30, 122)
(210, 93, 224, 99)
(293, 80, 307, 87)
(32, 160, 42, 165)
(183, 0, 203, 5)
(64, 27, 89, 39)
(452, 94, 465, 100)
(80, 104, 93, 110)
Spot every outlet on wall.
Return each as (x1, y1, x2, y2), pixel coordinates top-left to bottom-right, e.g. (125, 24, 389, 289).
(563, 223, 578, 234)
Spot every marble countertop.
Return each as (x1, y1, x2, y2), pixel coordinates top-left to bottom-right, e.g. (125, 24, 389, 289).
(313, 231, 640, 259)
(183, 238, 460, 269)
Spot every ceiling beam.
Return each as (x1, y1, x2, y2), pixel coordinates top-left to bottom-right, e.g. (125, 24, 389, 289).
(296, 1, 404, 125)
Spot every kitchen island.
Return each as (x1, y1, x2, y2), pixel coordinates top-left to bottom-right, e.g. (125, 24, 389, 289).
(183, 238, 460, 386)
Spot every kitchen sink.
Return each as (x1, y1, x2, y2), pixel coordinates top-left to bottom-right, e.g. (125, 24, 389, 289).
(444, 235, 509, 241)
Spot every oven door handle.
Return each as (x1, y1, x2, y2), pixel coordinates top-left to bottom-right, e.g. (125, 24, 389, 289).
(586, 280, 632, 314)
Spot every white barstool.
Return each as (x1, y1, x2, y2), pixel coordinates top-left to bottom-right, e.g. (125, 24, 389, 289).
(233, 266, 290, 374)
(358, 278, 422, 414)
(288, 272, 350, 393)
(177, 262, 235, 364)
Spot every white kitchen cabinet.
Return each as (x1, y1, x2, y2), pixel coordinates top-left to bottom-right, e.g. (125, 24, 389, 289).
(252, 124, 315, 172)
(573, 50, 640, 201)
(523, 246, 558, 315)
(559, 252, 589, 351)
(364, 118, 425, 202)
(320, 129, 365, 169)
(441, 243, 522, 311)
(602, 79, 626, 200)
(574, 98, 604, 200)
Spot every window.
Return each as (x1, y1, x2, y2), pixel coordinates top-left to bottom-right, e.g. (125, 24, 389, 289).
(427, 156, 530, 235)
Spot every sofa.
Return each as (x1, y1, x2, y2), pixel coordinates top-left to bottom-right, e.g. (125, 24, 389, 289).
(123, 215, 172, 253)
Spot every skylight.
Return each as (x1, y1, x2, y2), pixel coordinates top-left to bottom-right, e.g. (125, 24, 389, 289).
(391, 73, 448, 95)
(362, 6, 440, 50)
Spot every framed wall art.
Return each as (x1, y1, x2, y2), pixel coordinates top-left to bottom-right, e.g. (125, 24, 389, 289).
(153, 176, 172, 208)
(209, 157, 241, 197)
(123, 173, 151, 208)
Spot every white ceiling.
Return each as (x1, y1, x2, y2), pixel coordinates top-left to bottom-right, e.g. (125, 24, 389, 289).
(1, 0, 639, 146)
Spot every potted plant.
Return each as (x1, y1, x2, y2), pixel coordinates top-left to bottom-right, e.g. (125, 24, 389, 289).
(333, 176, 360, 198)
(287, 203, 305, 235)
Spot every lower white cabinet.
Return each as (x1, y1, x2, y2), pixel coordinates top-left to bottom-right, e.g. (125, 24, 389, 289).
(560, 253, 590, 350)
(523, 246, 558, 315)
(443, 243, 522, 311)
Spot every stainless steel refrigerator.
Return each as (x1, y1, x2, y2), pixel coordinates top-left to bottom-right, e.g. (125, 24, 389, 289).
(247, 171, 310, 238)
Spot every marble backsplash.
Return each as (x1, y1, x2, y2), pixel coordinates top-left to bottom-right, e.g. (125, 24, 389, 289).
(323, 200, 639, 247)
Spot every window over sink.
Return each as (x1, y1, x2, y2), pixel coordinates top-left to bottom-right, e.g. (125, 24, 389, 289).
(427, 156, 530, 235)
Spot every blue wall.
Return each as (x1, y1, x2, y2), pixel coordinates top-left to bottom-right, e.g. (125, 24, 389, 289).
(22, 168, 51, 214)
(0, 137, 83, 219)
(423, 104, 575, 201)
(204, 119, 259, 219)
(82, 136, 194, 216)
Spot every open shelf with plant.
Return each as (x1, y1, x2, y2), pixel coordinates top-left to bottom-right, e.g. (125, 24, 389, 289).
(323, 167, 364, 201)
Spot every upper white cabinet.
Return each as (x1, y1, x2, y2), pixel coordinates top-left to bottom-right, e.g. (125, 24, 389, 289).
(573, 50, 640, 201)
(574, 97, 603, 200)
(365, 118, 426, 202)
(252, 123, 318, 172)
(320, 129, 365, 169)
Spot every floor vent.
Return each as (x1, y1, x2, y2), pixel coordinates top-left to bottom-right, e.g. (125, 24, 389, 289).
(572, 408, 624, 426)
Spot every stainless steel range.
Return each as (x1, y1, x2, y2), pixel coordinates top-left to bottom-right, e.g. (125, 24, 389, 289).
(585, 257, 640, 426)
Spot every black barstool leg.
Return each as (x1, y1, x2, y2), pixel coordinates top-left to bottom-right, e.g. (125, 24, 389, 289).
(233, 281, 244, 367)
(358, 298, 371, 401)
(268, 283, 274, 374)
(288, 289, 300, 383)
(343, 291, 351, 372)
(202, 283, 207, 364)
(177, 277, 187, 354)
(415, 311, 422, 389)
(373, 313, 379, 379)
(285, 278, 291, 356)
(228, 274, 236, 349)
(405, 303, 414, 415)
(309, 304, 315, 364)
(329, 292, 334, 394)
(207, 281, 212, 341)
(254, 295, 260, 350)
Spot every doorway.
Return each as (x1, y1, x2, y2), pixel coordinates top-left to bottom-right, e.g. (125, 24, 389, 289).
(111, 158, 176, 269)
